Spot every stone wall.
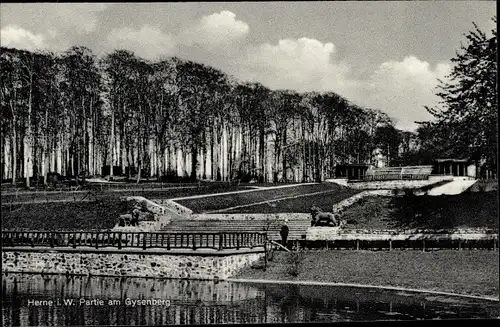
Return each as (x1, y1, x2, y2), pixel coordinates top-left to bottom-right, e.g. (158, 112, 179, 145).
(304, 229, 498, 241)
(126, 196, 185, 220)
(346, 176, 452, 190)
(155, 199, 193, 217)
(2, 249, 264, 280)
(193, 213, 310, 221)
(332, 190, 393, 213)
(306, 227, 342, 240)
(348, 180, 436, 190)
(114, 196, 186, 232)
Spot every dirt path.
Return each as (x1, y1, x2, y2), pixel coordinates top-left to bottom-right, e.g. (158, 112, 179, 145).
(204, 188, 340, 214)
(427, 178, 477, 195)
(168, 183, 318, 201)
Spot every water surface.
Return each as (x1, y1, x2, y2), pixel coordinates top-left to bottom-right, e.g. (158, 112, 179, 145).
(2, 274, 498, 326)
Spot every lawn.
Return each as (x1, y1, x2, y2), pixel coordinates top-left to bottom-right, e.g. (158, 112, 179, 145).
(235, 250, 499, 298)
(1, 184, 253, 204)
(223, 188, 360, 213)
(1, 194, 127, 231)
(176, 183, 359, 213)
(341, 192, 499, 230)
(467, 180, 498, 192)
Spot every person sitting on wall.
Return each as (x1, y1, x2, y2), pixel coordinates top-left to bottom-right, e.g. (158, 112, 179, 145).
(280, 219, 290, 248)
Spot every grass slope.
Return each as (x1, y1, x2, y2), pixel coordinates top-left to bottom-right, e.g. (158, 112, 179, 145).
(224, 189, 360, 213)
(1, 194, 127, 231)
(342, 192, 498, 230)
(1, 184, 252, 203)
(235, 250, 499, 298)
(177, 183, 359, 213)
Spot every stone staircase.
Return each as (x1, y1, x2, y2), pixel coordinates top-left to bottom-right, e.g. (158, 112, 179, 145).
(159, 219, 311, 241)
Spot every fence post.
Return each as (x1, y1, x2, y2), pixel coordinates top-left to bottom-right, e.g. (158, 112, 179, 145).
(264, 239, 268, 272)
(167, 234, 170, 250)
(118, 233, 122, 249)
(192, 234, 197, 251)
(236, 233, 240, 250)
(218, 233, 223, 251)
(50, 233, 54, 248)
(95, 232, 99, 249)
(143, 233, 147, 250)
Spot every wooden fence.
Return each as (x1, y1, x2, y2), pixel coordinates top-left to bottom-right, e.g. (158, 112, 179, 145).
(1, 231, 267, 251)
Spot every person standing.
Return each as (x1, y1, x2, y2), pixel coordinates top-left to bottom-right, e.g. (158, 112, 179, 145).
(280, 219, 289, 248)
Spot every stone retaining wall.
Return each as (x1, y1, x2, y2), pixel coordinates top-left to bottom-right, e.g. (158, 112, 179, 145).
(332, 190, 393, 213)
(2, 249, 264, 280)
(305, 229, 498, 241)
(112, 214, 172, 232)
(348, 180, 438, 190)
(192, 213, 309, 221)
(154, 199, 193, 217)
(114, 197, 185, 232)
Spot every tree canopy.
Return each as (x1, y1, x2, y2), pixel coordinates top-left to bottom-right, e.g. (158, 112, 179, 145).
(0, 45, 418, 185)
(420, 16, 497, 175)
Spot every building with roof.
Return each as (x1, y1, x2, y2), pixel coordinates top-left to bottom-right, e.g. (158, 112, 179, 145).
(432, 158, 477, 178)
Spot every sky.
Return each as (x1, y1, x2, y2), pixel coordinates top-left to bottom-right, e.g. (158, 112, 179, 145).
(1, 2, 496, 131)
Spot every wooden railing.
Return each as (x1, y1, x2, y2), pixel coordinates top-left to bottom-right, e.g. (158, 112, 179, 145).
(1, 231, 267, 251)
(361, 174, 430, 181)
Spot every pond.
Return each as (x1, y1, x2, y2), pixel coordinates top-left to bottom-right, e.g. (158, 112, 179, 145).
(2, 274, 498, 326)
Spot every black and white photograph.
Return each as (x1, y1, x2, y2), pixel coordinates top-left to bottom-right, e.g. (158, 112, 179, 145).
(1, 1, 498, 325)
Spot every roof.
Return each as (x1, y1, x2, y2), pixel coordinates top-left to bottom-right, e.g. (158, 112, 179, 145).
(336, 163, 372, 167)
(435, 158, 472, 163)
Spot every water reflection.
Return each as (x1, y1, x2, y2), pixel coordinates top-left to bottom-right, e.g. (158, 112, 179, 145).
(2, 274, 498, 326)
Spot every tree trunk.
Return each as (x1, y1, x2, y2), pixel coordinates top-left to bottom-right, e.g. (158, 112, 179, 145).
(11, 121, 17, 185)
(210, 125, 215, 180)
(136, 150, 142, 184)
(25, 77, 33, 188)
(190, 145, 198, 181)
(282, 128, 287, 182)
(109, 110, 115, 180)
(202, 131, 207, 180)
(259, 127, 266, 183)
(126, 139, 132, 180)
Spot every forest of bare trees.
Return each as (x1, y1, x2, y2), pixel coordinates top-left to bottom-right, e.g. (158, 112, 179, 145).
(1, 46, 413, 186)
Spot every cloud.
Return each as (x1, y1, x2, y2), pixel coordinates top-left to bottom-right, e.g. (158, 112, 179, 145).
(1, 6, 452, 131)
(180, 10, 249, 47)
(1, 25, 46, 51)
(1, 4, 110, 52)
(45, 3, 109, 35)
(106, 25, 177, 60)
(352, 56, 452, 130)
(104, 10, 248, 60)
(227, 40, 450, 131)
(232, 37, 354, 93)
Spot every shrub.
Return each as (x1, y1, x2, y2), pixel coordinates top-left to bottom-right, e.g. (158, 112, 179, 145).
(287, 252, 304, 277)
